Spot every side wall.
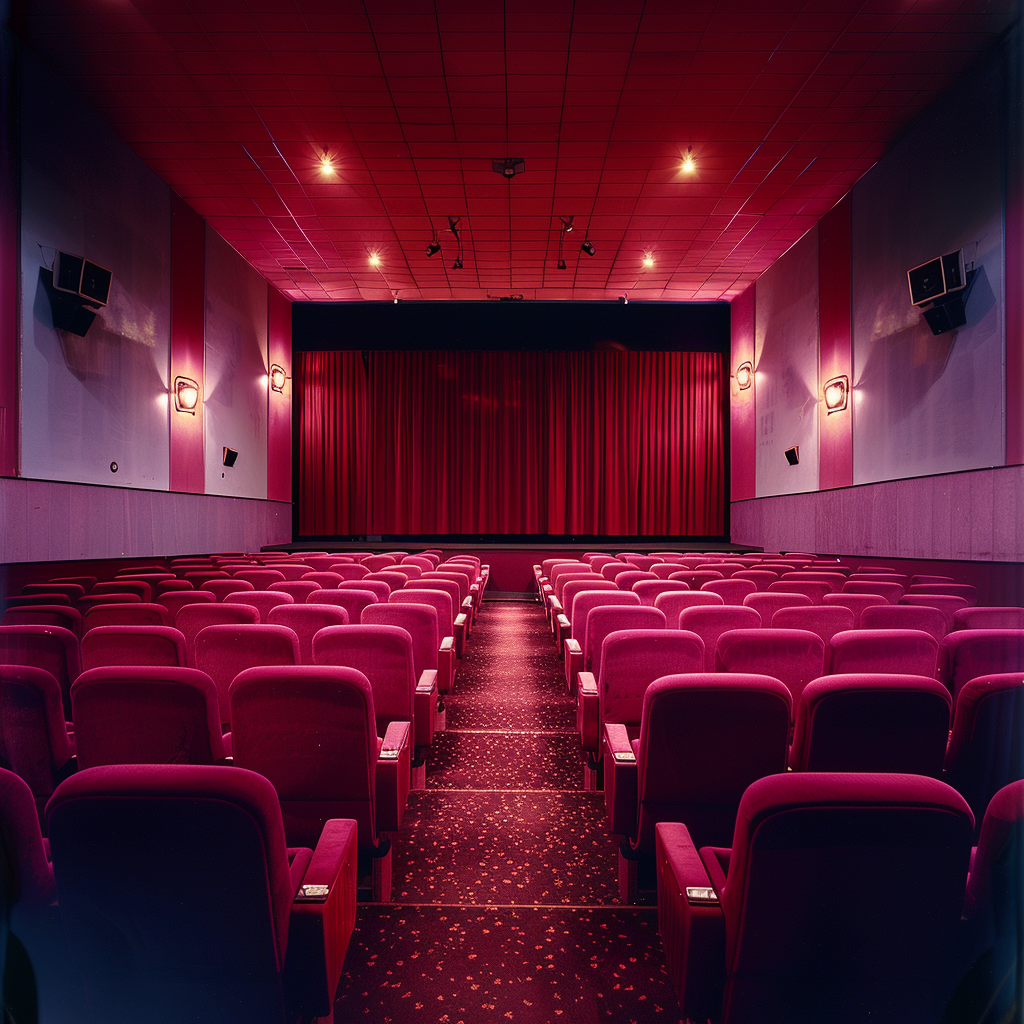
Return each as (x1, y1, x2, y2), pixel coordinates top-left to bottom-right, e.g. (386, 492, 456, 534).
(0, 44, 292, 563)
(731, 41, 1020, 563)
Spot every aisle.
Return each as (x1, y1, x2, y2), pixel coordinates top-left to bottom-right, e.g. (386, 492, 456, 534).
(333, 600, 683, 1023)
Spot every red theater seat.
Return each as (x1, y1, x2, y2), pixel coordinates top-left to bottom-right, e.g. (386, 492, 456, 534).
(267, 604, 349, 664)
(80, 625, 186, 671)
(825, 628, 939, 678)
(937, 629, 1024, 702)
(678, 606, 761, 672)
(0, 625, 81, 721)
(715, 627, 825, 708)
(771, 604, 855, 645)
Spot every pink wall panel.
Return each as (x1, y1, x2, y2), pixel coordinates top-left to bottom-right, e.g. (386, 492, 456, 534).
(730, 283, 756, 500)
(169, 194, 206, 493)
(1008, 28, 1024, 465)
(0, 34, 18, 478)
(266, 286, 292, 505)
(817, 197, 853, 490)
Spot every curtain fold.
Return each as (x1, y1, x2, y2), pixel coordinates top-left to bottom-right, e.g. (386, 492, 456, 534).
(297, 349, 725, 536)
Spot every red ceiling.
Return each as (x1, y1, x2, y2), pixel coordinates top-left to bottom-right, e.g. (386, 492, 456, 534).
(12, 0, 1018, 302)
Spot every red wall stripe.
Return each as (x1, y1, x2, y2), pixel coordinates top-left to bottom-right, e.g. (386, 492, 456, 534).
(730, 282, 756, 501)
(169, 193, 206, 494)
(267, 285, 292, 504)
(818, 196, 854, 490)
(0, 35, 19, 479)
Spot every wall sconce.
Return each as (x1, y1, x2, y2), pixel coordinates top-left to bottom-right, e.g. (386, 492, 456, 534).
(823, 374, 849, 413)
(173, 375, 200, 414)
(735, 361, 753, 390)
(269, 364, 288, 392)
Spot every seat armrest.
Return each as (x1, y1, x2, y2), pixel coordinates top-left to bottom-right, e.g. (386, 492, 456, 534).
(437, 636, 455, 694)
(285, 818, 358, 1019)
(549, 596, 563, 615)
(555, 612, 571, 649)
(603, 723, 638, 836)
(414, 669, 439, 748)
(376, 721, 411, 831)
(564, 637, 583, 693)
(698, 846, 730, 895)
(577, 671, 600, 754)
(549, 596, 563, 632)
(454, 613, 468, 657)
(656, 822, 726, 1023)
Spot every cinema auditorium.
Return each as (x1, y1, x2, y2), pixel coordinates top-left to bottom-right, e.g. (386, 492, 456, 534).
(0, 1, 1022, 1021)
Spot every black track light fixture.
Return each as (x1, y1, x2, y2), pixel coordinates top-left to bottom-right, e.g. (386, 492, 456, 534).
(581, 239, 596, 257)
(452, 258, 463, 270)
(446, 215, 465, 270)
(560, 215, 574, 233)
(557, 259, 566, 270)
(425, 240, 441, 257)
(493, 157, 525, 179)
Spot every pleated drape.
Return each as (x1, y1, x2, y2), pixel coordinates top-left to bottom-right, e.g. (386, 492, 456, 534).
(297, 349, 725, 536)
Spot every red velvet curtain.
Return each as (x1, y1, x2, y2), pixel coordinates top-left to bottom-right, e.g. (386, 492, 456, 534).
(297, 349, 725, 536)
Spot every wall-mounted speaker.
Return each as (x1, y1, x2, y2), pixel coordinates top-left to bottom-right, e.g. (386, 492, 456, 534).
(222, 447, 238, 468)
(785, 446, 800, 466)
(53, 251, 112, 307)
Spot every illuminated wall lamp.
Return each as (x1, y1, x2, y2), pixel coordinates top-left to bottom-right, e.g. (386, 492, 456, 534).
(173, 375, 200, 414)
(735, 361, 753, 390)
(823, 374, 849, 413)
(269, 364, 289, 393)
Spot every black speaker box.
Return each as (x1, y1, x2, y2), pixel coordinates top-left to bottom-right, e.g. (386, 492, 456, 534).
(785, 446, 800, 466)
(222, 447, 238, 468)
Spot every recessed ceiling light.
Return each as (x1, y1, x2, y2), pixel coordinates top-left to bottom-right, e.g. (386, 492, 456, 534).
(681, 145, 695, 173)
(319, 146, 335, 175)
(642, 253, 654, 268)
(369, 253, 381, 266)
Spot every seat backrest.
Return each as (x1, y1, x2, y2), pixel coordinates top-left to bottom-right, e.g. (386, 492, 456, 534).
(193, 624, 300, 726)
(697, 562, 742, 578)
(362, 603, 439, 675)
(635, 674, 791, 850)
(404, 579, 461, 618)
(561, 578, 618, 614)
(899, 593, 970, 633)
(157, 589, 217, 625)
(650, 562, 686, 579)
(80, 625, 186, 671)
(821, 591, 893, 627)
(614, 570, 658, 592)
(47, 764, 295, 1023)
(716, 627, 825, 706)
(632, 579, 690, 606)
(742, 590, 813, 626)
(944, 673, 1024, 831)
(624, 555, 661, 571)
(340, 579, 391, 603)
(71, 666, 227, 768)
(719, 773, 973, 1024)
(568, 590, 640, 637)
(203, 578, 255, 601)
(548, 562, 590, 588)
(266, 604, 349, 664)
(825, 628, 939, 677)
(841, 579, 905, 604)
(701, 578, 758, 605)
(599, 628, 705, 726)
(422, 571, 470, 601)
(268, 580, 322, 603)
(553, 572, 603, 602)
(363, 571, 411, 595)
(654, 589, 723, 626)
(225, 591, 295, 622)
(0, 765, 56, 908)
(789, 673, 951, 774)
(731, 569, 779, 591)
(93, 580, 151, 602)
(936, 629, 1024, 703)
(779, 571, 846, 592)
(22, 582, 85, 601)
(0, 625, 81, 720)
(403, 555, 435, 571)
(261, 564, 314, 581)
(599, 561, 633, 581)
(360, 554, 396, 572)
(175, 602, 260, 667)
(767, 580, 831, 604)
(677, 606, 762, 671)
(670, 570, 724, 589)
(388, 565, 420, 580)
(910, 582, 979, 605)
(307, 588, 379, 623)
(330, 563, 370, 581)
(860, 602, 947, 641)
(1, 603, 83, 637)
(952, 606, 1024, 631)
(543, 558, 585, 578)
(771, 605, 855, 645)
(583, 606, 665, 678)
(231, 568, 287, 590)
(82, 602, 171, 632)
(391, 588, 455, 634)
(230, 665, 379, 850)
(0, 665, 75, 807)
(312, 624, 416, 732)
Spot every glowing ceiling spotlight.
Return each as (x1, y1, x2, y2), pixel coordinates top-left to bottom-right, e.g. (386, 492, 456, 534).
(173, 375, 200, 413)
(823, 374, 850, 413)
(681, 145, 695, 174)
(369, 253, 381, 267)
(319, 145, 335, 175)
(642, 252, 654, 268)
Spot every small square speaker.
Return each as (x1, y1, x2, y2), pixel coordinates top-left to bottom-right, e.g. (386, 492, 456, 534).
(785, 446, 800, 466)
(222, 447, 238, 468)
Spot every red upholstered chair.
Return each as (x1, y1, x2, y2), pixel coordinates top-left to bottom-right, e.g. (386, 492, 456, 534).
(388, 565, 421, 580)
(309, 554, 359, 571)
(308, 587, 379, 627)
(82, 602, 172, 632)
(650, 562, 686, 579)
(912, 574, 956, 585)
(696, 562, 743, 578)
(0, 625, 81, 720)
(656, 774, 974, 1024)
(331, 563, 371, 581)
(365, 571, 410, 594)
(76, 593, 141, 616)
(92, 579, 151, 602)
(50, 575, 97, 593)
(654, 590, 723, 627)
(780, 571, 846, 593)
(841, 579, 905, 604)
(614, 570, 658, 594)
(261, 563, 314, 581)
(230, 665, 409, 902)
(900, 593, 970, 633)
(552, 570, 603, 606)
(71, 666, 230, 768)
(363, 601, 454, 698)
(608, 673, 791, 903)
(860, 602, 947, 641)
(230, 568, 286, 590)
(193, 623, 300, 729)
(821, 591, 889, 627)
(392, 588, 455, 651)
(6, 594, 73, 612)
(944, 674, 1024, 834)
(226, 590, 295, 621)
(302, 571, 344, 589)
(157, 589, 216, 625)
(936, 629, 1024, 703)
(22, 582, 86, 601)
(563, 592, 643, 692)
(267, 604, 349, 664)
(403, 555, 435, 572)
(197, 578, 253, 602)
(731, 569, 778, 591)
(825, 628, 939, 678)
(910, 582, 979, 605)
(771, 604, 855, 645)
(47, 764, 357, 1024)
(576, 628, 704, 770)
(788, 673, 951, 774)
(2, 603, 83, 637)
(554, 579, 618, 647)
(742, 590, 812, 626)
(670, 570, 724, 589)
(175, 602, 260, 667)
(715, 627, 825, 708)
(183, 570, 230, 590)
(340, 578, 391, 604)
(268, 580, 322, 603)
(848, 572, 911, 590)
(0, 767, 75, 1022)
(0, 665, 77, 825)
(406, 579, 468, 654)
(580, 607, 666, 691)
(598, 560, 632, 581)
(361, 554, 397, 572)
(677, 606, 761, 671)
(624, 555, 662, 571)
(632, 579, 690, 607)
(313, 624, 438, 785)
(701, 578, 757, 605)
(767, 579, 831, 604)
(952, 606, 1024, 631)
(80, 625, 186, 671)
(154, 579, 194, 596)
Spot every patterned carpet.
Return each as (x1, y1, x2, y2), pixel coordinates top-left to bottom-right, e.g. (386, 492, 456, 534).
(333, 600, 683, 1024)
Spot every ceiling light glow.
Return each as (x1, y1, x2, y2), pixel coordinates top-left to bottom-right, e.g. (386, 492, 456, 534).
(682, 146, 695, 173)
